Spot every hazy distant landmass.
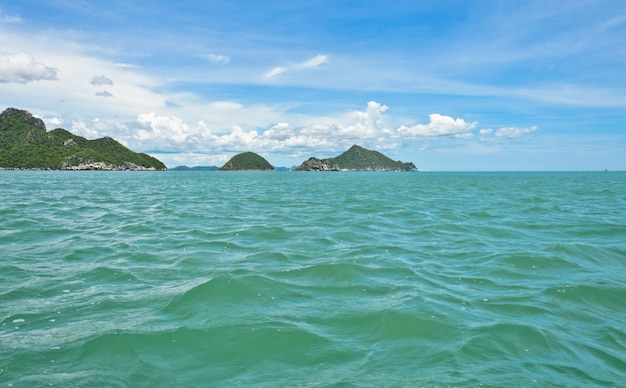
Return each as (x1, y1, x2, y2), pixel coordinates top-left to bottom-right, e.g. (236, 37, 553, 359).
(218, 152, 274, 171)
(170, 165, 219, 171)
(0, 108, 166, 170)
(295, 145, 418, 171)
(170, 165, 292, 171)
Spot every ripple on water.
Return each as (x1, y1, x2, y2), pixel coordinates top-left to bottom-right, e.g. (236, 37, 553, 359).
(1, 171, 626, 386)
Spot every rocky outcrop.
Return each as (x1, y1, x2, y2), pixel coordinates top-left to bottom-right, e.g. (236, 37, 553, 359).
(0, 107, 46, 132)
(61, 159, 158, 170)
(295, 157, 338, 171)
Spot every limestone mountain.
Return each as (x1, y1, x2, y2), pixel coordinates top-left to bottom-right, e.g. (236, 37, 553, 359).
(0, 107, 166, 170)
(296, 145, 417, 171)
(219, 152, 274, 171)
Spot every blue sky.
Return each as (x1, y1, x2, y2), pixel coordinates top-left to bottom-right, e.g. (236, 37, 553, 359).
(1, 0, 625, 170)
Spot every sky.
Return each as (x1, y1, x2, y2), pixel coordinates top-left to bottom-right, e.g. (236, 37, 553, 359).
(1, 0, 625, 170)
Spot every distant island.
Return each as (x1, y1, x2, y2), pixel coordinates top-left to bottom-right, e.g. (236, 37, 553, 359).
(0, 108, 166, 170)
(170, 165, 219, 171)
(219, 151, 274, 171)
(170, 145, 418, 172)
(295, 145, 417, 171)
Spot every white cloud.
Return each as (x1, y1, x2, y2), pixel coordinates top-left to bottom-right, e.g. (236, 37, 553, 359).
(136, 112, 200, 143)
(46, 117, 62, 127)
(263, 54, 329, 79)
(91, 75, 113, 86)
(479, 126, 538, 141)
(204, 53, 230, 65)
(123, 102, 474, 158)
(494, 126, 538, 138)
(121, 102, 388, 157)
(398, 113, 477, 137)
(296, 54, 329, 69)
(264, 66, 286, 79)
(0, 51, 58, 83)
(479, 128, 494, 138)
(113, 62, 141, 69)
(263, 122, 294, 140)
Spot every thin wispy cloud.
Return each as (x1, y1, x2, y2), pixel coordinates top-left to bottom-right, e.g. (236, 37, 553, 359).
(296, 54, 329, 69)
(95, 90, 114, 98)
(479, 126, 538, 141)
(263, 66, 286, 79)
(204, 53, 230, 65)
(263, 54, 329, 79)
(0, 13, 22, 24)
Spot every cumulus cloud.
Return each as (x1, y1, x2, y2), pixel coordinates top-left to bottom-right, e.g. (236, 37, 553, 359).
(44, 117, 63, 128)
(263, 54, 328, 79)
(136, 112, 196, 143)
(99, 101, 538, 167)
(90, 75, 113, 86)
(204, 53, 230, 65)
(0, 51, 58, 83)
(129, 101, 394, 156)
(398, 114, 477, 137)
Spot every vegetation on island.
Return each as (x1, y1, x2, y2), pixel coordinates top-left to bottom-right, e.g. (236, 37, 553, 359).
(219, 152, 274, 171)
(0, 108, 166, 170)
(295, 145, 417, 171)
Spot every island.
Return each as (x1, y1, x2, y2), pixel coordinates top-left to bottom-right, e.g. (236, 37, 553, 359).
(295, 145, 417, 171)
(219, 152, 274, 171)
(170, 165, 219, 171)
(0, 108, 166, 170)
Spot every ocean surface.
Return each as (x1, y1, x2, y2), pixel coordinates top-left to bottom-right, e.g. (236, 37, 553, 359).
(1, 171, 625, 387)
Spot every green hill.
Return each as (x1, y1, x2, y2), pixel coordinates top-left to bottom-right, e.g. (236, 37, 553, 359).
(296, 145, 417, 171)
(219, 152, 274, 171)
(0, 107, 166, 170)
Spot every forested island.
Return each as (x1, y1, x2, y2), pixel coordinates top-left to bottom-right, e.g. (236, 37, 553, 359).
(219, 152, 274, 171)
(295, 145, 417, 171)
(0, 108, 166, 170)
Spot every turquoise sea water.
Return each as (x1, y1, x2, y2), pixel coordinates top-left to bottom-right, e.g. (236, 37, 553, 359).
(1, 171, 625, 387)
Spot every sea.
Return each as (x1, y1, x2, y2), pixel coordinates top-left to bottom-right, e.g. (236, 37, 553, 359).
(1, 171, 625, 387)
